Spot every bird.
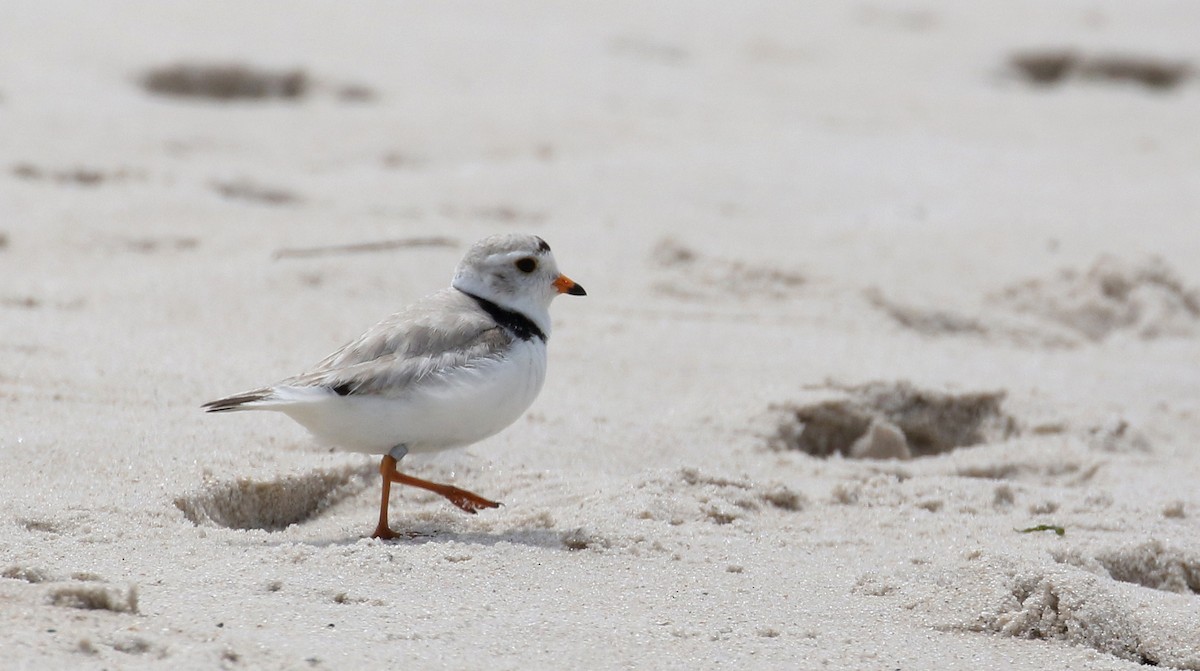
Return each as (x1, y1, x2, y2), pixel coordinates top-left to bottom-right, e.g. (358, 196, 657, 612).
(202, 233, 586, 539)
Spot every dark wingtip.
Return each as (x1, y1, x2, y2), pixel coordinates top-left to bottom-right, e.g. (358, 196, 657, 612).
(201, 389, 271, 412)
(536, 237, 551, 252)
(201, 402, 234, 413)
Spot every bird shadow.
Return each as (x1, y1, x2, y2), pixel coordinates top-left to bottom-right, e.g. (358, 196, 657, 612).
(234, 523, 576, 551)
(385, 527, 570, 549)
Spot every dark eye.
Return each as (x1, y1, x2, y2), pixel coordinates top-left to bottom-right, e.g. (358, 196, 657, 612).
(515, 257, 538, 273)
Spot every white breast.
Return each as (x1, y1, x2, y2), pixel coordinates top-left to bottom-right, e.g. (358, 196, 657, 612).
(281, 338, 548, 454)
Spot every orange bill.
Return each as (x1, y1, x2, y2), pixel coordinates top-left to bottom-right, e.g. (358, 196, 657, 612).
(553, 274, 587, 296)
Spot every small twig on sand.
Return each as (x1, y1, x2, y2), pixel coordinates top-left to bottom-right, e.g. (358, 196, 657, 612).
(274, 237, 459, 259)
(1016, 524, 1065, 536)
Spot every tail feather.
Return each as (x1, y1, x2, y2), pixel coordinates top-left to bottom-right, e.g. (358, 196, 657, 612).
(202, 388, 275, 412)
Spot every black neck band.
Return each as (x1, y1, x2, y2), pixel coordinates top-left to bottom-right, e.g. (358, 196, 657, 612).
(462, 292, 546, 343)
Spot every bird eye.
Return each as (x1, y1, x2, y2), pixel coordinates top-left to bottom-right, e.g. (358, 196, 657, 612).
(515, 257, 538, 273)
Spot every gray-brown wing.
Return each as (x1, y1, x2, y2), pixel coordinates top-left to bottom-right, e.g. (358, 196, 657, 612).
(281, 326, 512, 397)
(309, 289, 495, 370)
(279, 289, 512, 396)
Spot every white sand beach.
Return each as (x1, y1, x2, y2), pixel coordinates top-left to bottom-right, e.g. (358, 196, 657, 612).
(2, 1, 1199, 668)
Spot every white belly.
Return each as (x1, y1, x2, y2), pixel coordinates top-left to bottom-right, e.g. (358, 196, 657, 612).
(280, 340, 547, 454)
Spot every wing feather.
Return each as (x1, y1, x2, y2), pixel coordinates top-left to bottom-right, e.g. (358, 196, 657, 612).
(203, 288, 512, 410)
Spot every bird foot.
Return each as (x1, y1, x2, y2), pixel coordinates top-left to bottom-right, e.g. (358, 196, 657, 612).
(441, 487, 502, 514)
(371, 525, 433, 541)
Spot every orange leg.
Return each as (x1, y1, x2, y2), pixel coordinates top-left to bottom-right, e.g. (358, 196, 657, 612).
(372, 456, 402, 540)
(371, 454, 501, 540)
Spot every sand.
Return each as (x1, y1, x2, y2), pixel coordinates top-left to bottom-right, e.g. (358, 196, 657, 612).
(2, 1, 1199, 669)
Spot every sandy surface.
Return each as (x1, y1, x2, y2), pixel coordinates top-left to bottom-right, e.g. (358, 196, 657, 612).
(3, 1, 1200, 669)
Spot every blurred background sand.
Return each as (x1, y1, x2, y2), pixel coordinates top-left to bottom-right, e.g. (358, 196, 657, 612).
(2, 2, 1198, 669)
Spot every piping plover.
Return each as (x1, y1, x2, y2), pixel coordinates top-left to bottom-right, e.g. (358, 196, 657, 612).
(203, 233, 585, 539)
